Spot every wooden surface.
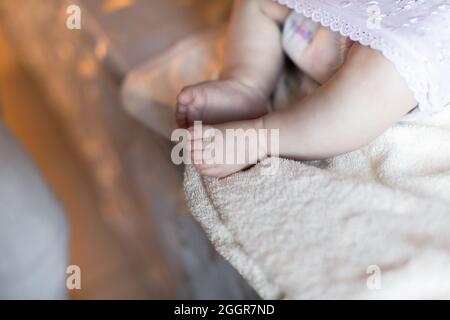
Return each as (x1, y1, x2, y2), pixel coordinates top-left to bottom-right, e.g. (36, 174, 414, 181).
(0, 0, 258, 299)
(0, 32, 155, 299)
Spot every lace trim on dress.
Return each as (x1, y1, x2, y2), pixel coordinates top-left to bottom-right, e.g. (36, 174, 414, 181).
(276, 0, 431, 120)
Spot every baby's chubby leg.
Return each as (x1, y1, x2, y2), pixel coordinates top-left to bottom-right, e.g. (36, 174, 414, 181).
(176, 0, 289, 128)
(265, 44, 417, 160)
(190, 44, 417, 178)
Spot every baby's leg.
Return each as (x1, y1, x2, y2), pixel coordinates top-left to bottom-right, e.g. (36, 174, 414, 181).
(190, 44, 417, 178)
(176, 0, 289, 128)
(264, 44, 417, 160)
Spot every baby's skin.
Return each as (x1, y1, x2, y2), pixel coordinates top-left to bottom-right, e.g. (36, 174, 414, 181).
(176, 0, 417, 178)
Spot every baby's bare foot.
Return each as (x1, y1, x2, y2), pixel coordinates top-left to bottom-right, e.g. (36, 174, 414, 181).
(187, 118, 269, 178)
(176, 79, 269, 128)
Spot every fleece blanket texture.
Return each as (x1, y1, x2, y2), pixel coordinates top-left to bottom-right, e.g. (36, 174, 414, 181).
(184, 108, 450, 299)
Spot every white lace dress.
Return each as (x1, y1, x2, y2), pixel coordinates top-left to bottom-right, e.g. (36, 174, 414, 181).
(276, 0, 450, 120)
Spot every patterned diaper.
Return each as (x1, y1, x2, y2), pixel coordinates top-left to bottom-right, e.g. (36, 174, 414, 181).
(282, 12, 353, 79)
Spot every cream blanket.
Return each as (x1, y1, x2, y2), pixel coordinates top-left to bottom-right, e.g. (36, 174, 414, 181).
(184, 109, 450, 299)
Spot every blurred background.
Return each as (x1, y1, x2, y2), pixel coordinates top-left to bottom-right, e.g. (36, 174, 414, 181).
(0, 0, 258, 299)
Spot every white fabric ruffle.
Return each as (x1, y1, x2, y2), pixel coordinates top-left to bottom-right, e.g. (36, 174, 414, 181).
(276, 0, 450, 120)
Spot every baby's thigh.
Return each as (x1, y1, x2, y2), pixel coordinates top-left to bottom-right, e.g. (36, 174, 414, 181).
(259, 0, 290, 24)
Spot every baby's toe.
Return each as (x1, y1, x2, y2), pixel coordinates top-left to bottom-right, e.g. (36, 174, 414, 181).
(191, 148, 213, 164)
(194, 163, 219, 176)
(182, 85, 209, 123)
(196, 165, 226, 178)
(176, 103, 189, 128)
(177, 86, 195, 105)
